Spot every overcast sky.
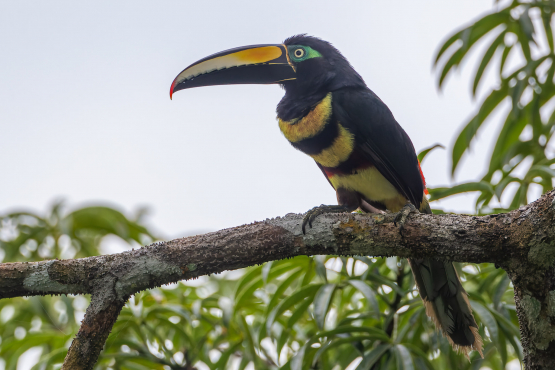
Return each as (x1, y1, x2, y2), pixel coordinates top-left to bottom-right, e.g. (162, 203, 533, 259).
(1, 1, 509, 238)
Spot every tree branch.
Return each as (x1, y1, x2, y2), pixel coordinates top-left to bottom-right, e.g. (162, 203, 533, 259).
(1, 195, 544, 299)
(62, 290, 128, 369)
(1, 190, 555, 369)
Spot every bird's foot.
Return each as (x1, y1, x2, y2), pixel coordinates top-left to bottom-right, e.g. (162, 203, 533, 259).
(393, 203, 418, 232)
(302, 204, 354, 234)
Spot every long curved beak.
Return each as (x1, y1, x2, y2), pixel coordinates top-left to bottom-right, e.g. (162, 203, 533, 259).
(170, 44, 295, 99)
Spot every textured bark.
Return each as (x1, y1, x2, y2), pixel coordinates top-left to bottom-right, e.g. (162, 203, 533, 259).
(61, 292, 127, 370)
(1, 190, 555, 369)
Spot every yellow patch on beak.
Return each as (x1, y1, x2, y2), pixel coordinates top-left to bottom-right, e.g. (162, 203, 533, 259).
(173, 46, 284, 86)
(170, 43, 295, 97)
(233, 46, 283, 63)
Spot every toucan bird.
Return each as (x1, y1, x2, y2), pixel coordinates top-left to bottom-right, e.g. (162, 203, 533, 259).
(170, 35, 483, 357)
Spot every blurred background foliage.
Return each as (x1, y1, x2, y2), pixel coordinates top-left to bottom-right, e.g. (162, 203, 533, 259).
(1, 0, 554, 369)
(430, 0, 555, 214)
(0, 205, 521, 370)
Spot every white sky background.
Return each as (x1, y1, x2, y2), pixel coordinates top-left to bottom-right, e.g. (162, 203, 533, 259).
(1, 1, 510, 238)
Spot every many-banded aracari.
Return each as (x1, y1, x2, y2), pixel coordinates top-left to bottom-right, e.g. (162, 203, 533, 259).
(170, 35, 483, 357)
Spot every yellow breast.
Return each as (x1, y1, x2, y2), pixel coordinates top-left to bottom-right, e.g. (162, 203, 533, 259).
(309, 124, 354, 167)
(278, 93, 332, 142)
(329, 167, 407, 212)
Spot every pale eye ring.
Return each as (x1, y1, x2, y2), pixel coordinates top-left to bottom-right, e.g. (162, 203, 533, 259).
(294, 48, 305, 58)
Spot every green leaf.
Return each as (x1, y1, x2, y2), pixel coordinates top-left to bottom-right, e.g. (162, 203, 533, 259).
(438, 47, 465, 88)
(493, 274, 511, 308)
(492, 310, 523, 361)
(497, 327, 509, 366)
(287, 296, 313, 328)
(528, 165, 555, 181)
(239, 314, 257, 363)
(434, 30, 464, 65)
(402, 343, 435, 370)
(451, 86, 509, 175)
(476, 267, 505, 293)
(290, 340, 312, 370)
(314, 255, 328, 283)
(316, 326, 390, 342)
(394, 344, 415, 370)
(277, 329, 291, 359)
(489, 308, 520, 339)
(517, 9, 535, 61)
(510, 78, 527, 110)
(63, 206, 152, 243)
(486, 116, 529, 178)
(495, 176, 521, 199)
(509, 182, 529, 209)
(473, 30, 506, 96)
(234, 265, 263, 300)
(499, 42, 513, 76)
(470, 301, 499, 346)
(365, 272, 405, 296)
(261, 261, 273, 284)
(436, 11, 511, 88)
(266, 284, 321, 334)
(30, 347, 68, 370)
(428, 181, 494, 201)
(312, 335, 378, 366)
(476, 191, 494, 212)
(214, 342, 242, 370)
(313, 284, 336, 330)
(417, 144, 445, 164)
(519, 8, 535, 40)
(355, 344, 391, 370)
(542, 10, 554, 51)
(237, 356, 251, 370)
(347, 280, 380, 319)
(265, 267, 303, 317)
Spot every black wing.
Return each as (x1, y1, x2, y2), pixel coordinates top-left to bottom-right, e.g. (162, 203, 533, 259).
(332, 88, 424, 209)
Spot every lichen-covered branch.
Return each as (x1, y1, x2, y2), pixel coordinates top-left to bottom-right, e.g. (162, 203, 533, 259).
(62, 289, 128, 369)
(1, 190, 555, 369)
(0, 196, 545, 300)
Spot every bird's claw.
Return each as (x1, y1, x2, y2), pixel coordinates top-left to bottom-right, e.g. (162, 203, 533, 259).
(301, 204, 354, 234)
(302, 204, 326, 234)
(393, 203, 418, 233)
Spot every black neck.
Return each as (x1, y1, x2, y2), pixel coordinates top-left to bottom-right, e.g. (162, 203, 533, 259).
(276, 89, 329, 121)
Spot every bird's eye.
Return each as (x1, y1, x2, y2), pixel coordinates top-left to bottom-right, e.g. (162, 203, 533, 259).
(294, 48, 305, 58)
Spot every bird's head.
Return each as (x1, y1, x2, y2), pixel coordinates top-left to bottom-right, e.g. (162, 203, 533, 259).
(170, 35, 365, 99)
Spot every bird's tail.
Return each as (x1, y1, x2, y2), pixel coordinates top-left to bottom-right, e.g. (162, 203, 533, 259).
(408, 258, 483, 358)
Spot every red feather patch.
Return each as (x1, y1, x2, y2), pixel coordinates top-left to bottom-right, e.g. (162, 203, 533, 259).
(418, 161, 429, 195)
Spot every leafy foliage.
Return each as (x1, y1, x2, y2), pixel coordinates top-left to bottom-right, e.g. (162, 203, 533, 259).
(0, 201, 153, 263)
(433, 0, 555, 214)
(0, 202, 154, 370)
(0, 203, 521, 369)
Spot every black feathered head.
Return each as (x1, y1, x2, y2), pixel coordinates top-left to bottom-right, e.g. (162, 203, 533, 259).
(281, 35, 366, 95)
